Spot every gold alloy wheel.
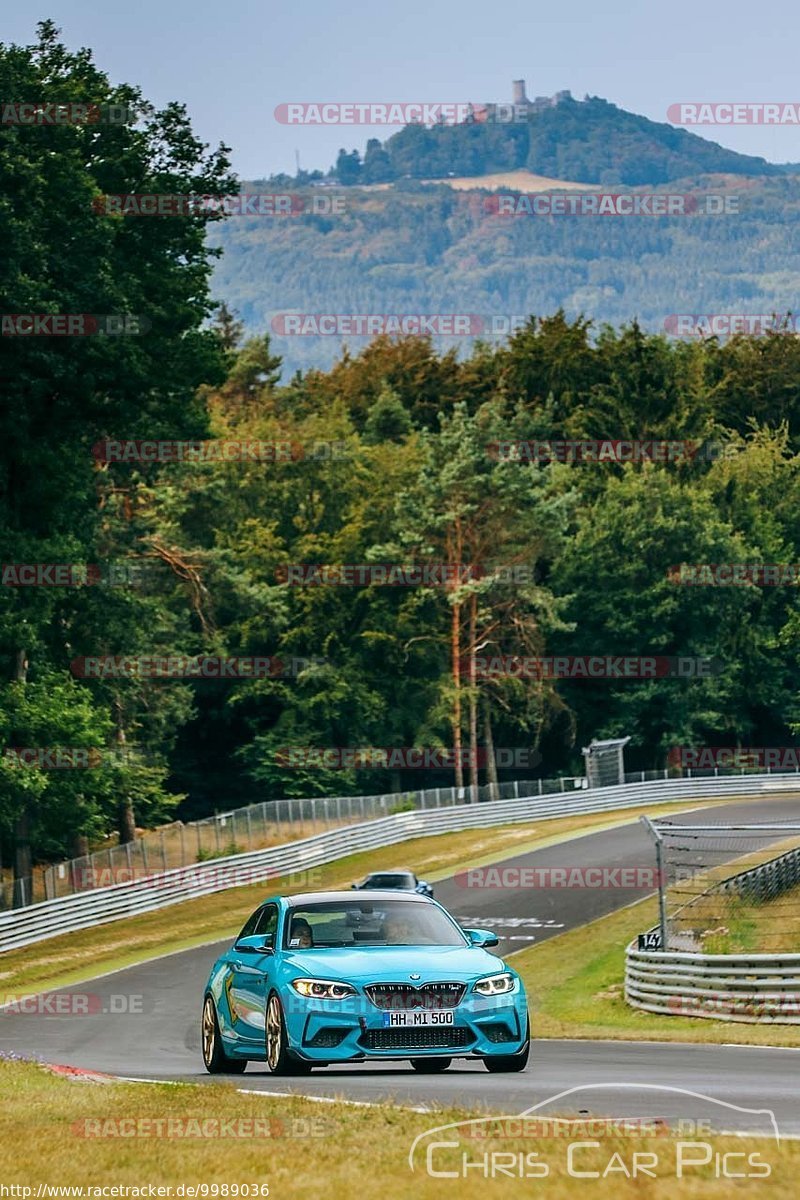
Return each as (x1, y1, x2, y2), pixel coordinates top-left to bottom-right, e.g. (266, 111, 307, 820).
(202, 997, 216, 1066)
(266, 994, 283, 1070)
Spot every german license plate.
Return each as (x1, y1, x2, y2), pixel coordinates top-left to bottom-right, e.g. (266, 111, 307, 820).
(381, 1010, 454, 1027)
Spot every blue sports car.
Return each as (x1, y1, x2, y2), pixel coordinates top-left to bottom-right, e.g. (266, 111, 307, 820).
(202, 890, 530, 1075)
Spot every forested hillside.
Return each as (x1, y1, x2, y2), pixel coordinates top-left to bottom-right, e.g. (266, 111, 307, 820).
(328, 95, 781, 186)
(211, 174, 800, 377)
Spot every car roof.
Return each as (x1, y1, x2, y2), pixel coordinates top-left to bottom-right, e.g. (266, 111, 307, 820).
(282, 889, 429, 906)
(366, 869, 414, 876)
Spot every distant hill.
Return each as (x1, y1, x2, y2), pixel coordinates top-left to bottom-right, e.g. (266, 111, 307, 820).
(328, 95, 782, 187)
(210, 170, 800, 378)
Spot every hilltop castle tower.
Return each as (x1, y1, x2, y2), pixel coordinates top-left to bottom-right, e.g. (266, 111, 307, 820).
(474, 82, 573, 126)
(510, 80, 572, 113)
(512, 80, 529, 106)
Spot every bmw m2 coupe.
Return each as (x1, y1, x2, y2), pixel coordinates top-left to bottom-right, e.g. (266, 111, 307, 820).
(202, 890, 530, 1075)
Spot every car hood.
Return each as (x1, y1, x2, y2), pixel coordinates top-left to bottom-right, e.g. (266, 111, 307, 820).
(281, 944, 506, 982)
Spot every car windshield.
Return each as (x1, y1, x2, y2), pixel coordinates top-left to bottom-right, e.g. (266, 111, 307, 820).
(362, 873, 413, 889)
(284, 900, 465, 948)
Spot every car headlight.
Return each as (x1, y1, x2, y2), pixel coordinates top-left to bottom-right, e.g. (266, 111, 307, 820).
(290, 978, 357, 1000)
(473, 972, 515, 996)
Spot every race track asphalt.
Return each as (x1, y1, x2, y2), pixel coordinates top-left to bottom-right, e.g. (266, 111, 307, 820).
(2, 794, 800, 1133)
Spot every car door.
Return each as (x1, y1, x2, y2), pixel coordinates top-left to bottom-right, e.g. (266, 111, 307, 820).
(226, 903, 279, 1047)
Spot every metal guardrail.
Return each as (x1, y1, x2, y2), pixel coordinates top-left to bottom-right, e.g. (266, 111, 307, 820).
(14, 775, 586, 908)
(626, 947, 800, 1023)
(2, 771, 800, 954)
(718, 845, 800, 902)
(16, 760, 795, 908)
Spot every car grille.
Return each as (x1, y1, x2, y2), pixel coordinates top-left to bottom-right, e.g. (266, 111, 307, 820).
(365, 982, 466, 1011)
(360, 1027, 473, 1051)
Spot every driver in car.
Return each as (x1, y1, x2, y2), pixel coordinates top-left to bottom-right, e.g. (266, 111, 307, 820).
(290, 917, 314, 948)
(383, 912, 415, 944)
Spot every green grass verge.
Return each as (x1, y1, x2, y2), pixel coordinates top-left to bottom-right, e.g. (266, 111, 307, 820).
(1, 1059, 796, 1197)
(0, 797, 744, 999)
(513, 894, 800, 1046)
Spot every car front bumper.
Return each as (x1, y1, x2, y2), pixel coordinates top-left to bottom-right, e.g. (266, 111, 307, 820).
(284, 987, 529, 1062)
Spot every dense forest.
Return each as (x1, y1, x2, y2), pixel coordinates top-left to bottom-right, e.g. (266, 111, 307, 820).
(4, 27, 800, 891)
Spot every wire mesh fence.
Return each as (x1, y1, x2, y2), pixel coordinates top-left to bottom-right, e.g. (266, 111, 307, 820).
(7, 758, 800, 912)
(644, 819, 800, 953)
(0, 774, 589, 909)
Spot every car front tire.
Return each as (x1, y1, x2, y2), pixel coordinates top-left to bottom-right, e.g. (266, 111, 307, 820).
(202, 995, 247, 1074)
(265, 992, 313, 1075)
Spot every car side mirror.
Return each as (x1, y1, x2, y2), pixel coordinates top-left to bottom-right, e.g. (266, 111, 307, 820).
(234, 935, 274, 955)
(464, 927, 499, 948)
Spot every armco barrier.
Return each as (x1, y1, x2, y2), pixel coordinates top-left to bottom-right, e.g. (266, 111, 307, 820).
(719, 845, 800, 902)
(2, 772, 799, 954)
(625, 947, 800, 1023)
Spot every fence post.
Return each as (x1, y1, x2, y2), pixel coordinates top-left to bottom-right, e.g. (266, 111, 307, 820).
(161, 829, 167, 871)
(640, 816, 669, 951)
(246, 807, 253, 849)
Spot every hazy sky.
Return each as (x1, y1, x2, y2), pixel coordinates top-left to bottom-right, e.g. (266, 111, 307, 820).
(6, 3, 800, 177)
